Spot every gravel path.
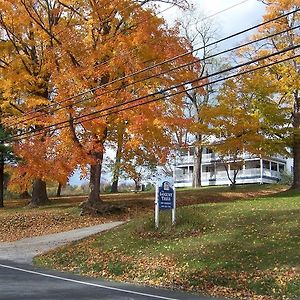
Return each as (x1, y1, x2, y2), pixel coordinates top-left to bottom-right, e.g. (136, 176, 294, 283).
(0, 221, 124, 264)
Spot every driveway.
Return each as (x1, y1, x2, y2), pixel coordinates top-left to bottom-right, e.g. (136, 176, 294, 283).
(0, 221, 124, 264)
(0, 221, 221, 299)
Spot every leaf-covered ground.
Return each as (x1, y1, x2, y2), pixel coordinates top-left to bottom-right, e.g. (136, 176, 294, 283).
(0, 185, 284, 242)
(34, 186, 300, 300)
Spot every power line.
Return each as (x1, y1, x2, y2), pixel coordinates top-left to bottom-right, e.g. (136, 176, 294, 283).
(5, 8, 298, 127)
(9, 23, 298, 128)
(2, 1, 177, 123)
(6, 24, 299, 138)
(48, 44, 300, 124)
(5, 44, 299, 142)
(0, 1, 177, 90)
(199, 0, 250, 21)
(10, 52, 299, 143)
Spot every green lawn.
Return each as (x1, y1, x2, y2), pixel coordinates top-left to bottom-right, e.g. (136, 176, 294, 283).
(35, 187, 300, 300)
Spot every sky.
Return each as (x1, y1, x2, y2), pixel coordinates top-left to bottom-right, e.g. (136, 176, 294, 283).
(161, 0, 266, 48)
(69, 0, 267, 186)
(189, 0, 265, 33)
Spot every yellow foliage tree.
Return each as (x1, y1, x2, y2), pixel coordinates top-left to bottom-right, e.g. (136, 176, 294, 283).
(201, 77, 289, 189)
(240, 0, 300, 187)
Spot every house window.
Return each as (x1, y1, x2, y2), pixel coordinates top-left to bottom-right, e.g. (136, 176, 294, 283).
(245, 161, 260, 169)
(263, 160, 270, 170)
(203, 166, 214, 173)
(204, 148, 213, 154)
(279, 164, 285, 172)
(271, 162, 277, 171)
(189, 147, 195, 156)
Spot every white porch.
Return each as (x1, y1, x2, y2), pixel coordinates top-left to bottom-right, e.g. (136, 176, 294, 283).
(174, 157, 285, 188)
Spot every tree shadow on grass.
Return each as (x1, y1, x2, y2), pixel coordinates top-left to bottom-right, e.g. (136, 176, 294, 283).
(266, 188, 300, 199)
(187, 208, 300, 272)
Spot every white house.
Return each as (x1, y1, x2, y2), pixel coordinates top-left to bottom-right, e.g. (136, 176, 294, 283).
(174, 147, 290, 187)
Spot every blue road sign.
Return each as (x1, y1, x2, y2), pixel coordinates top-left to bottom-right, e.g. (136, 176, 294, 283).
(158, 181, 174, 210)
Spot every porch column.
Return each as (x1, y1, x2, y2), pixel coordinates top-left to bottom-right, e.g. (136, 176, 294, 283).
(260, 158, 263, 184)
(214, 162, 217, 180)
(187, 149, 190, 182)
(200, 161, 203, 186)
(228, 163, 231, 186)
(173, 158, 176, 183)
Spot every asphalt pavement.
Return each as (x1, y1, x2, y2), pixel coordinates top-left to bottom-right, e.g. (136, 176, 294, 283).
(0, 222, 223, 299)
(0, 261, 217, 299)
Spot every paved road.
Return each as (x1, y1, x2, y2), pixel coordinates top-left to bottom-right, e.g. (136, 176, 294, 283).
(0, 222, 222, 299)
(0, 261, 217, 299)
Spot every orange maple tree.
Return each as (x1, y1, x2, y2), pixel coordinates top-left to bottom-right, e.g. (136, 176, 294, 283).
(1, 0, 202, 209)
(0, 0, 81, 206)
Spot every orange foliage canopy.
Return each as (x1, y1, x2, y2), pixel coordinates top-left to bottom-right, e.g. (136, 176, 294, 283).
(0, 0, 204, 193)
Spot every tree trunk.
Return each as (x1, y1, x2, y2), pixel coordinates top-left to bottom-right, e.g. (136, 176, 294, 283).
(111, 126, 125, 193)
(224, 163, 239, 190)
(230, 183, 236, 190)
(30, 179, 49, 207)
(111, 176, 119, 193)
(88, 161, 103, 205)
(292, 138, 300, 189)
(292, 111, 300, 189)
(230, 170, 238, 190)
(87, 127, 108, 206)
(134, 180, 141, 193)
(193, 144, 202, 188)
(82, 151, 126, 215)
(0, 149, 4, 208)
(56, 182, 62, 197)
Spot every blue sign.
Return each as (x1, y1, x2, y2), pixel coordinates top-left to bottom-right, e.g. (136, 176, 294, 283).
(158, 181, 174, 210)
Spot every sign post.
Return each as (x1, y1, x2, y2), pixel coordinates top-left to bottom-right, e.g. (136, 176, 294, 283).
(155, 184, 160, 229)
(155, 179, 176, 229)
(172, 187, 176, 225)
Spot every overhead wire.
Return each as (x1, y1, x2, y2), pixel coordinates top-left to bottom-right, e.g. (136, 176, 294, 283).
(195, 0, 250, 22)
(6, 1, 292, 128)
(0, 1, 178, 92)
(5, 43, 299, 142)
(2, 0, 177, 122)
(81, 55, 300, 125)
(6, 15, 300, 129)
(8, 52, 300, 142)
(4, 0, 248, 126)
(12, 24, 300, 125)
